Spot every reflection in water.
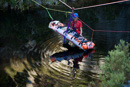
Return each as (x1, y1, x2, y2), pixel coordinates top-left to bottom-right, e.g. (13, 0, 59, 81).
(41, 36, 102, 86)
(3, 36, 102, 87)
(50, 48, 95, 79)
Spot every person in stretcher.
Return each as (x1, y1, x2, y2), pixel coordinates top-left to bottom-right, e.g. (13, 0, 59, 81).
(49, 13, 95, 50)
(65, 13, 83, 46)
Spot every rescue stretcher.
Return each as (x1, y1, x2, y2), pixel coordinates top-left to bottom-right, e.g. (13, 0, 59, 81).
(48, 21, 95, 50)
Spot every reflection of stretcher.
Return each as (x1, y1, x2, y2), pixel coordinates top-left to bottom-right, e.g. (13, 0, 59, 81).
(50, 49, 95, 62)
(48, 21, 95, 50)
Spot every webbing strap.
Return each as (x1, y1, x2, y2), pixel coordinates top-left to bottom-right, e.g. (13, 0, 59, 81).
(63, 13, 73, 44)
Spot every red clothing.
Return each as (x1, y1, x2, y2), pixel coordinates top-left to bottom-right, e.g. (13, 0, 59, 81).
(71, 20, 82, 34)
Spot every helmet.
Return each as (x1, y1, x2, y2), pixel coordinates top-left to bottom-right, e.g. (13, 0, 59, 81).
(73, 13, 79, 18)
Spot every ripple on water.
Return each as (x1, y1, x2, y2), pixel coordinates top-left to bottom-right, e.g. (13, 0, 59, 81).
(41, 35, 104, 86)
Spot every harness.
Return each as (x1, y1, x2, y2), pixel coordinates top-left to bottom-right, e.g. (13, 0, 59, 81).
(72, 18, 77, 32)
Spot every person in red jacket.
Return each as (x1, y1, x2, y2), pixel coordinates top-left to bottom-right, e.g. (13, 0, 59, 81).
(71, 13, 83, 36)
(63, 13, 83, 46)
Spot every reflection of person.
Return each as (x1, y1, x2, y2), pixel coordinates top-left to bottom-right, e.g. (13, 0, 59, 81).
(71, 13, 83, 36)
(70, 56, 83, 78)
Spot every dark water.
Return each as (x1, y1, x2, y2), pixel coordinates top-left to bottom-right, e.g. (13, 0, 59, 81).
(0, 2, 130, 87)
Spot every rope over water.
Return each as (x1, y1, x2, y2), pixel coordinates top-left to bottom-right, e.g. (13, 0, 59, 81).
(46, 8, 53, 20)
(59, 0, 130, 41)
(59, 0, 72, 9)
(32, 0, 72, 14)
(75, 0, 129, 10)
(32, 0, 130, 41)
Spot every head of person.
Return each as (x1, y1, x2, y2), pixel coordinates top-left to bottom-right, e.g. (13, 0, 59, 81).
(73, 13, 79, 21)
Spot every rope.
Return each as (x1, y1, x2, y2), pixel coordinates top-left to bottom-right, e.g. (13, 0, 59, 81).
(63, 12, 73, 44)
(72, 18, 76, 32)
(46, 8, 53, 20)
(71, 10, 76, 32)
(94, 30, 130, 33)
(66, 13, 73, 33)
(72, 15, 130, 41)
(91, 31, 94, 41)
(32, 0, 72, 14)
(66, 12, 67, 18)
(77, 17, 94, 31)
(59, 0, 72, 9)
(78, 17, 130, 33)
(32, 0, 130, 41)
(75, 0, 129, 10)
(75, 15, 130, 33)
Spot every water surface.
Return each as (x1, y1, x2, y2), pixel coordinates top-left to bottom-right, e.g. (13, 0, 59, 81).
(0, 2, 130, 87)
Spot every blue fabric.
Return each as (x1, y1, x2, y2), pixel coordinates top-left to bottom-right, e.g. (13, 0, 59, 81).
(63, 13, 73, 44)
